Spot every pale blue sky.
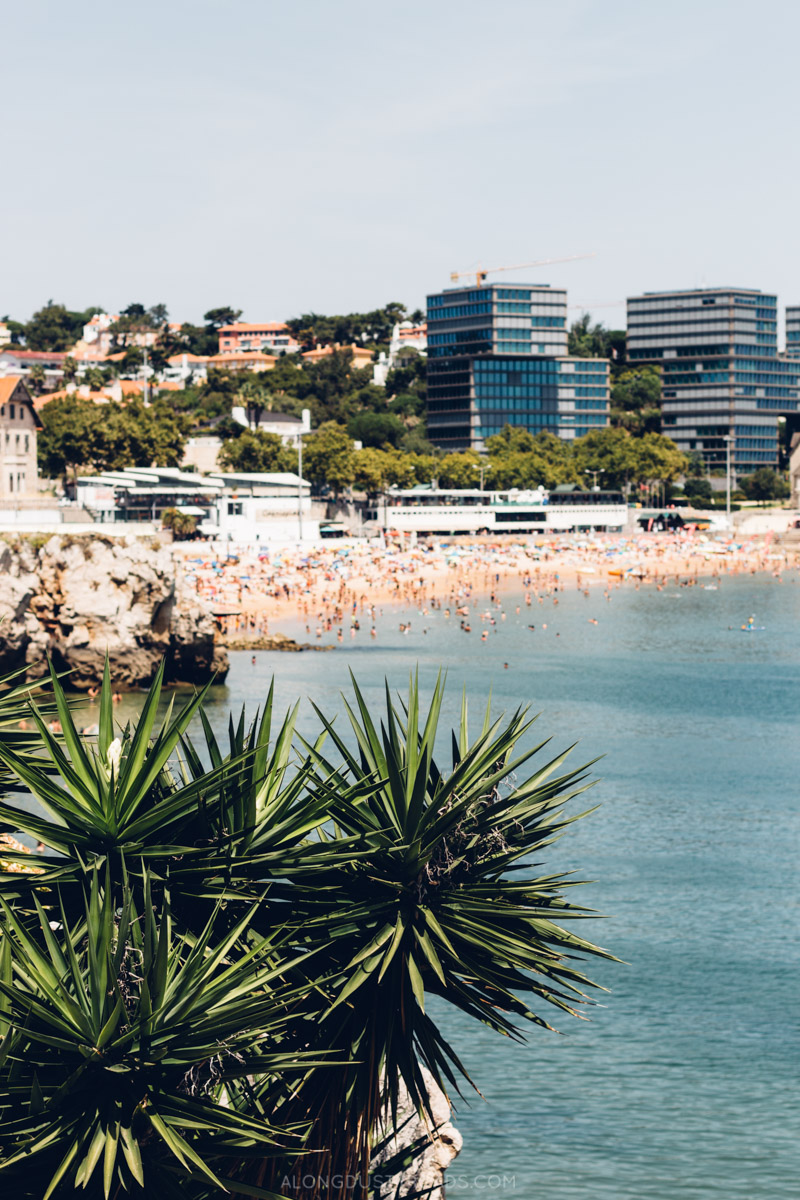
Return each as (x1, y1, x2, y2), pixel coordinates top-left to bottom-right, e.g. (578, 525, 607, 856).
(4, 0, 799, 330)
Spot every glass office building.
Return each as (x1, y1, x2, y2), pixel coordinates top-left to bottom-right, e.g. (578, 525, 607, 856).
(426, 283, 609, 451)
(627, 287, 800, 474)
(786, 306, 800, 359)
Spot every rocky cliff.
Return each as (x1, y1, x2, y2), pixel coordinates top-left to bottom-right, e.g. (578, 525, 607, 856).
(0, 534, 228, 689)
(372, 1068, 462, 1199)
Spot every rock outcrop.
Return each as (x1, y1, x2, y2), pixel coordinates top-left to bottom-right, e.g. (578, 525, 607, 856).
(0, 534, 228, 689)
(371, 1068, 462, 1199)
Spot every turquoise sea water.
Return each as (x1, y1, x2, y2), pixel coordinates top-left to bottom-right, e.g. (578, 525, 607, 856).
(195, 574, 800, 1197)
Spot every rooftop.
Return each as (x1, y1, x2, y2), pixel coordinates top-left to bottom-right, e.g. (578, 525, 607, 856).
(219, 322, 290, 334)
(636, 287, 767, 298)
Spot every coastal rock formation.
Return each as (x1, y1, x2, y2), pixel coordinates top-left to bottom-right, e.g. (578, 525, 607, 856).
(220, 631, 334, 652)
(371, 1068, 462, 1199)
(0, 534, 228, 688)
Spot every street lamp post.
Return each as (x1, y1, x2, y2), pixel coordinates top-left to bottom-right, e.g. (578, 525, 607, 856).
(472, 461, 486, 490)
(297, 434, 304, 542)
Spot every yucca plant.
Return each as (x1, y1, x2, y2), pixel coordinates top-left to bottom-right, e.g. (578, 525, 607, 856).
(0, 661, 342, 919)
(256, 673, 616, 1200)
(0, 659, 614, 1199)
(0, 865, 320, 1199)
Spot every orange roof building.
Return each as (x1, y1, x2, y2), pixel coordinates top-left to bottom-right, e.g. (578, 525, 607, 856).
(207, 351, 276, 372)
(218, 322, 299, 355)
(301, 343, 374, 369)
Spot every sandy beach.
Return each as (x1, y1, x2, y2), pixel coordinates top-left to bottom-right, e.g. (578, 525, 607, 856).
(175, 531, 799, 642)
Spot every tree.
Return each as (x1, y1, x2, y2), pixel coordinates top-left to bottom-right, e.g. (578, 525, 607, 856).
(408, 452, 439, 485)
(385, 351, 427, 408)
(37, 396, 100, 481)
(610, 366, 662, 435)
(218, 430, 294, 473)
(347, 410, 405, 448)
(437, 450, 483, 489)
(302, 422, 355, 494)
(23, 302, 102, 351)
(180, 368, 240, 422)
(285, 302, 410, 348)
(683, 477, 713, 502)
(38, 396, 188, 477)
(27, 363, 46, 396)
(161, 506, 198, 539)
(0, 665, 612, 1200)
(352, 447, 416, 493)
(204, 305, 243, 328)
(398, 422, 434, 454)
(573, 427, 637, 492)
(739, 467, 790, 504)
(482, 426, 582, 489)
(527, 431, 579, 487)
(84, 366, 110, 390)
(352, 447, 388, 494)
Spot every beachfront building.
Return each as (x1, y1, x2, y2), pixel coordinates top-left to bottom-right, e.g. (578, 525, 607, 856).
(786, 306, 800, 359)
(626, 287, 800, 475)
(425, 283, 609, 451)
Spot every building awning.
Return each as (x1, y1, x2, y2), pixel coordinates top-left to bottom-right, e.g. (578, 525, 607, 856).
(175, 505, 208, 516)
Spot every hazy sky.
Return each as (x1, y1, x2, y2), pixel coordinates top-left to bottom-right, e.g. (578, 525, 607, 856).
(5, 0, 799, 329)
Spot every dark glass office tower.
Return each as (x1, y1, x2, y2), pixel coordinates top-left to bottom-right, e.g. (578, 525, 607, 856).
(425, 283, 609, 451)
(627, 287, 800, 474)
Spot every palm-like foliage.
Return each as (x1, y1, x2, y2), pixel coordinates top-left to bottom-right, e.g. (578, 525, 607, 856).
(0, 661, 337, 916)
(0, 867, 315, 1199)
(256, 673, 615, 1198)
(0, 659, 615, 1199)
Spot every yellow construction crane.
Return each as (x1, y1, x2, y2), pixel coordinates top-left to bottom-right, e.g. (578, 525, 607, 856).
(450, 253, 596, 287)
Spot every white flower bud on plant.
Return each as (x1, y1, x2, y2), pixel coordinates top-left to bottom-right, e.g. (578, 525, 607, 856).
(106, 738, 122, 776)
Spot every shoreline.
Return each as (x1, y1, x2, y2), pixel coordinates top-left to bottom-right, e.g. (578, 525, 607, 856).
(201, 532, 799, 647)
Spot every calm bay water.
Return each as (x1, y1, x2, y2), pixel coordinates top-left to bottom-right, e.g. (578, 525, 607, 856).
(183, 574, 799, 1197)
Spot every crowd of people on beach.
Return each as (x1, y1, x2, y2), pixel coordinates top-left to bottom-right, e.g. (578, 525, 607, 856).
(176, 530, 797, 648)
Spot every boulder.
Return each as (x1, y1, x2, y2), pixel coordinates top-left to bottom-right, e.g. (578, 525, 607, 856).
(0, 534, 228, 689)
(371, 1068, 462, 1199)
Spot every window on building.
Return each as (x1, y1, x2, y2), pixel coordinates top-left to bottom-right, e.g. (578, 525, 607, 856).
(24, 435, 29, 452)
(227, 501, 243, 516)
(9, 405, 14, 419)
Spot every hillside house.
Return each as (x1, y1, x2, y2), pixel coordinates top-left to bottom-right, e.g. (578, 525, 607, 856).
(0, 377, 41, 496)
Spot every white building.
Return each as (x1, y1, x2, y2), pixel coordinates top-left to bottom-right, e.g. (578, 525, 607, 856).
(204, 471, 318, 542)
(373, 322, 427, 385)
(163, 353, 210, 384)
(230, 406, 311, 445)
(82, 312, 118, 354)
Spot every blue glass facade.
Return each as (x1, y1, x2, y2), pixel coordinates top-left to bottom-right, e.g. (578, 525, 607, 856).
(627, 288, 800, 473)
(426, 283, 609, 450)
